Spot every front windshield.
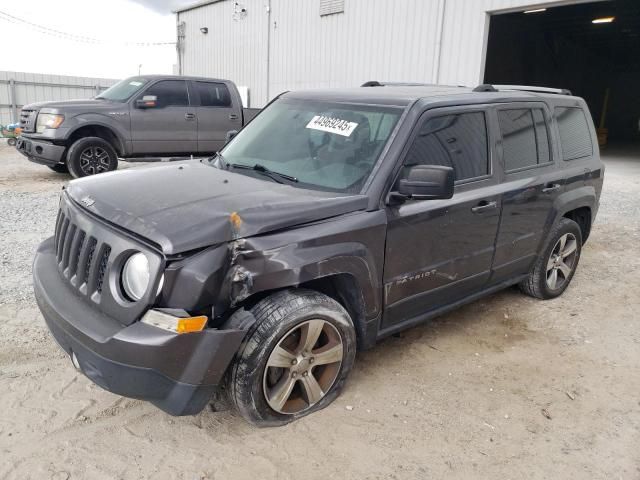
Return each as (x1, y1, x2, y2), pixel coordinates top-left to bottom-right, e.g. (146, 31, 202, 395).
(96, 77, 149, 102)
(220, 99, 402, 193)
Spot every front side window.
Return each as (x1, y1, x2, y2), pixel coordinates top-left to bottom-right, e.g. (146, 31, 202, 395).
(96, 77, 148, 102)
(218, 99, 402, 193)
(498, 108, 551, 171)
(402, 111, 489, 182)
(555, 107, 593, 161)
(196, 81, 231, 107)
(139, 80, 189, 108)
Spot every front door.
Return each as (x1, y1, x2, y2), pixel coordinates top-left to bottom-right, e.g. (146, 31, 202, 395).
(129, 79, 197, 155)
(382, 107, 501, 330)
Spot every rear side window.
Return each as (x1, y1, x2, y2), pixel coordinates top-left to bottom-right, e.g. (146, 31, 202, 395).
(141, 80, 189, 107)
(498, 108, 550, 171)
(196, 81, 232, 107)
(404, 112, 489, 181)
(555, 107, 593, 160)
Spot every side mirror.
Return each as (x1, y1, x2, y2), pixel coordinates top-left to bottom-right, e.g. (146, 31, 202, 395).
(225, 130, 239, 143)
(135, 95, 158, 109)
(396, 165, 454, 201)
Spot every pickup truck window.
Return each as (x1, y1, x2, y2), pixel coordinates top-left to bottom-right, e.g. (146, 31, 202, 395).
(139, 80, 189, 108)
(196, 81, 232, 107)
(220, 99, 402, 193)
(403, 112, 489, 181)
(555, 107, 593, 161)
(498, 108, 551, 171)
(96, 77, 148, 102)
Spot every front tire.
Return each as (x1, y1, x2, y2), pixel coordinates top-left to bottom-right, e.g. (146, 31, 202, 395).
(227, 289, 357, 427)
(520, 218, 582, 299)
(7, 137, 16, 146)
(67, 137, 118, 178)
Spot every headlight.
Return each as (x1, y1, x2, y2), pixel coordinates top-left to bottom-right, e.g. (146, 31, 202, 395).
(36, 113, 64, 133)
(121, 253, 150, 301)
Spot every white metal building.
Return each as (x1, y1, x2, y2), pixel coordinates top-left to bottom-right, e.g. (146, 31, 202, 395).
(175, 0, 639, 144)
(0, 71, 116, 125)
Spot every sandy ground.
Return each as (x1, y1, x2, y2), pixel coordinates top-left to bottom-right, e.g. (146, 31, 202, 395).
(0, 141, 639, 480)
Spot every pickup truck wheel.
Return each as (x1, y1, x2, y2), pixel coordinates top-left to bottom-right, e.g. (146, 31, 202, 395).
(520, 218, 582, 299)
(48, 164, 69, 174)
(227, 289, 356, 426)
(7, 137, 16, 147)
(67, 137, 118, 178)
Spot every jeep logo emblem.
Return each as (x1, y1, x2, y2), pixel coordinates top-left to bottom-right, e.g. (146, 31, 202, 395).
(80, 196, 95, 207)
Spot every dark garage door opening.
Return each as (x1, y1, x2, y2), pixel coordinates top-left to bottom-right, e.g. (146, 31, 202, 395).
(484, 0, 640, 148)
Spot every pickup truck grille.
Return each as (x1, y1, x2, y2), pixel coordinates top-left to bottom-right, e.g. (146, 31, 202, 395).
(53, 193, 164, 326)
(20, 108, 37, 133)
(54, 210, 111, 299)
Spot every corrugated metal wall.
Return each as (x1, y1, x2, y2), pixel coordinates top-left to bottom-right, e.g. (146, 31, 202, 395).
(177, 0, 269, 106)
(177, 0, 584, 107)
(0, 71, 116, 125)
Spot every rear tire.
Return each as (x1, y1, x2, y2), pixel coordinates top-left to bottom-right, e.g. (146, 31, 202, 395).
(520, 218, 582, 299)
(48, 164, 69, 174)
(226, 289, 357, 427)
(67, 137, 118, 178)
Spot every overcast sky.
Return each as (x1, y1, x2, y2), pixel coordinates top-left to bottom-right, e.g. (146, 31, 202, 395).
(0, 0, 192, 80)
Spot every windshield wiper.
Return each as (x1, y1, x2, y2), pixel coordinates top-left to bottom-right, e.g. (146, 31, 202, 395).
(229, 163, 298, 184)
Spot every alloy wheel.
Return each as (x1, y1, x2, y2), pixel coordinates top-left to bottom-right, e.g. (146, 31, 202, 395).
(263, 319, 344, 415)
(546, 233, 578, 290)
(79, 146, 111, 175)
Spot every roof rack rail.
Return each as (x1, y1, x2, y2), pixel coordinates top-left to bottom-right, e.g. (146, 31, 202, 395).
(473, 84, 572, 96)
(362, 81, 437, 87)
(361, 81, 467, 88)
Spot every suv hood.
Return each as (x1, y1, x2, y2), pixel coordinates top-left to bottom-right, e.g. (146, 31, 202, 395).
(65, 161, 368, 254)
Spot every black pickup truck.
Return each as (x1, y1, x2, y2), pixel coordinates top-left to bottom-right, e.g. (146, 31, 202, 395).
(33, 83, 603, 426)
(15, 75, 259, 177)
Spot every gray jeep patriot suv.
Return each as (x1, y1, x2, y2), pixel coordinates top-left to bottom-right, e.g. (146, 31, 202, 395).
(33, 83, 603, 426)
(16, 75, 258, 178)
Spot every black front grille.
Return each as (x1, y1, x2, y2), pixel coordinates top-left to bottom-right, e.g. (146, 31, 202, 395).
(19, 108, 37, 133)
(54, 211, 111, 301)
(53, 194, 163, 325)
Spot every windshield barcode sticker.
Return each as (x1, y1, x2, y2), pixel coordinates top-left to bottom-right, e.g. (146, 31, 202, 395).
(306, 115, 359, 137)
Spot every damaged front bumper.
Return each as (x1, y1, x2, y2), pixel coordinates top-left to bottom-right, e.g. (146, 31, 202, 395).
(33, 237, 246, 416)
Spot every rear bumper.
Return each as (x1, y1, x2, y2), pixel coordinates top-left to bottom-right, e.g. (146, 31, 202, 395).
(33, 237, 246, 415)
(16, 136, 66, 166)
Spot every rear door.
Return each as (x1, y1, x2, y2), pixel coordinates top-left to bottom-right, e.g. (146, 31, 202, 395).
(490, 103, 564, 284)
(192, 80, 242, 153)
(382, 106, 502, 330)
(129, 79, 197, 155)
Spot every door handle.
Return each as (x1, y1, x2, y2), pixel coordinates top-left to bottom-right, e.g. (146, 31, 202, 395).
(229, 113, 239, 120)
(542, 183, 561, 193)
(471, 200, 497, 213)
(185, 113, 196, 120)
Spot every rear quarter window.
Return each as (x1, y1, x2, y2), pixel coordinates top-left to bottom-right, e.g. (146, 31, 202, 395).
(554, 107, 593, 161)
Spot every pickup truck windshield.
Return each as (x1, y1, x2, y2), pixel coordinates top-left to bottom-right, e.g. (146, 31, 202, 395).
(96, 77, 149, 102)
(220, 99, 402, 193)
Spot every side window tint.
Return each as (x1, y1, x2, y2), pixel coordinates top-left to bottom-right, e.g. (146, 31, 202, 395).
(196, 82, 232, 107)
(404, 112, 489, 181)
(498, 108, 551, 171)
(533, 109, 550, 164)
(498, 109, 538, 171)
(555, 107, 593, 161)
(141, 80, 188, 107)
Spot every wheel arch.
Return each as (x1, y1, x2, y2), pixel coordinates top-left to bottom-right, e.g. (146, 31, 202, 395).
(66, 124, 125, 156)
(562, 206, 592, 244)
(552, 186, 597, 244)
